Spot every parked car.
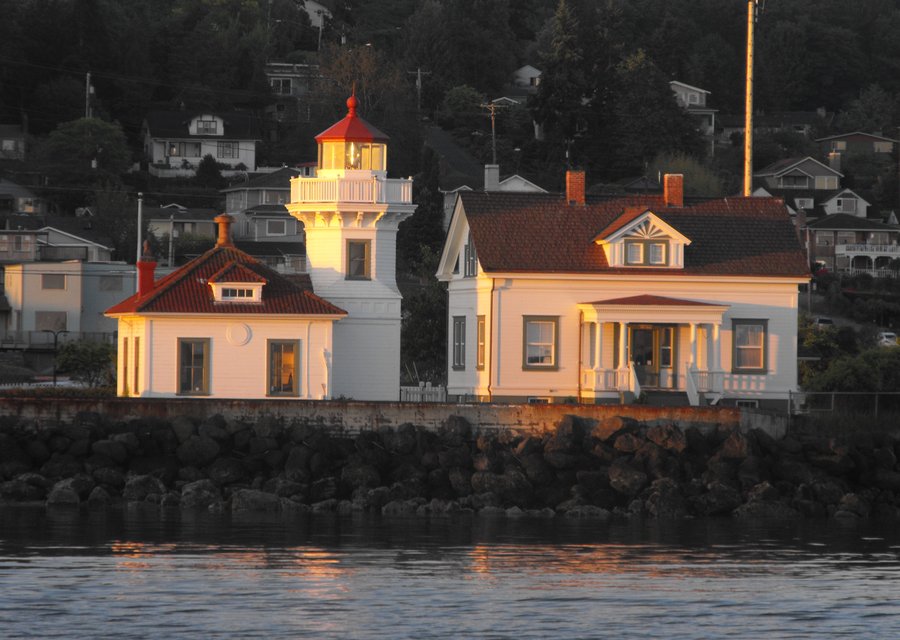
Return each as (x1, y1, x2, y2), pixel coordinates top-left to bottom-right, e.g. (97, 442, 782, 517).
(813, 317, 834, 329)
(877, 331, 898, 347)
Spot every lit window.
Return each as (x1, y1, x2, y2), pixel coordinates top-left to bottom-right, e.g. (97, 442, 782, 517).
(268, 340, 300, 396)
(346, 240, 371, 279)
(269, 78, 292, 95)
(178, 338, 210, 395)
(221, 287, 255, 300)
(732, 320, 767, 373)
(523, 316, 558, 369)
(625, 240, 668, 266)
(830, 140, 846, 151)
(452, 316, 466, 370)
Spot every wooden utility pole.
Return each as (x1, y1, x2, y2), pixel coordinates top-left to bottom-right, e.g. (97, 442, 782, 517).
(407, 67, 431, 112)
(480, 102, 504, 164)
(743, 0, 760, 197)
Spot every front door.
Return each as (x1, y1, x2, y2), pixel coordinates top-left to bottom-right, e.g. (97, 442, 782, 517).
(629, 325, 676, 389)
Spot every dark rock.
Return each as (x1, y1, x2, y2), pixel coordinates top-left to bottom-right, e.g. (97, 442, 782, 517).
(181, 479, 222, 509)
(564, 505, 612, 520)
(546, 415, 587, 454)
(691, 482, 742, 516)
(717, 430, 751, 460)
(92, 467, 126, 488)
(123, 475, 166, 502)
(472, 453, 498, 473)
(737, 456, 765, 490)
(747, 481, 780, 503)
(873, 446, 897, 470)
(448, 467, 473, 496)
(311, 498, 338, 513)
(0, 478, 45, 501)
(24, 440, 51, 465)
(779, 436, 802, 455)
(613, 432, 643, 454)
(67, 438, 92, 457)
(112, 432, 141, 453)
(232, 489, 281, 512)
(634, 442, 674, 480)
(91, 439, 128, 465)
(807, 453, 854, 477)
(198, 415, 230, 442)
(873, 469, 900, 492)
(284, 445, 312, 482)
(47, 481, 80, 505)
(179, 467, 206, 482)
(470, 469, 533, 506)
(809, 480, 844, 506)
(438, 446, 472, 469)
(772, 458, 817, 485)
(608, 459, 648, 497)
(478, 505, 506, 516)
(794, 498, 827, 518)
(684, 427, 709, 456)
(207, 458, 247, 486)
(733, 501, 800, 519)
(341, 462, 381, 489)
(543, 450, 579, 470)
(591, 415, 640, 442)
(272, 479, 305, 499)
(387, 423, 418, 455)
(48, 435, 71, 454)
(130, 455, 179, 484)
(514, 436, 543, 457)
(176, 436, 220, 467)
(836, 493, 870, 518)
(171, 417, 196, 443)
(87, 486, 112, 508)
(647, 424, 687, 453)
(439, 415, 471, 447)
(381, 499, 423, 515)
(703, 458, 738, 488)
(40, 454, 82, 479)
(252, 415, 283, 440)
(248, 437, 278, 455)
(311, 477, 338, 502)
(644, 478, 687, 518)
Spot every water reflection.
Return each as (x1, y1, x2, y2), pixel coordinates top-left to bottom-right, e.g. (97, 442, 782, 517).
(1, 506, 899, 639)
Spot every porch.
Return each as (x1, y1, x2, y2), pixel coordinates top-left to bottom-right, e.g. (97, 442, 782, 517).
(577, 295, 732, 406)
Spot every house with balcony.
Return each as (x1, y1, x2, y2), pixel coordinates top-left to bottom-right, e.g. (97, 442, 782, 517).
(0, 178, 48, 215)
(142, 110, 260, 178)
(107, 95, 415, 401)
(437, 172, 809, 409)
(805, 214, 900, 275)
(264, 62, 321, 129)
(670, 81, 717, 154)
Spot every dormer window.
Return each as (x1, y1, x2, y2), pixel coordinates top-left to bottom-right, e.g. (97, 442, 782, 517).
(594, 208, 690, 269)
(197, 119, 218, 135)
(210, 283, 263, 302)
(222, 287, 255, 300)
(625, 240, 668, 266)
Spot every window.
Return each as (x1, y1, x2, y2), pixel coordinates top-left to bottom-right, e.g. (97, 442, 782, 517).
(267, 219, 287, 236)
(134, 336, 140, 394)
(659, 326, 673, 368)
(167, 142, 201, 157)
(780, 175, 808, 189)
(830, 140, 847, 151)
(795, 198, 813, 210)
(217, 141, 238, 159)
(178, 338, 210, 395)
(476, 315, 486, 370)
(625, 240, 668, 266)
(346, 240, 371, 279)
(815, 176, 838, 190)
(13, 235, 23, 251)
(816, 233, 832, 247)
(732, 320, 767, 373)
(523, 316, 558, 369)
(1, 139, 15, 152)
(736, 399, 759, 408)
(197, 119, 217, 135)
(221, 287, 255, 300)
(42, 274, 65, 290)
(268, 340, 299, 396)
(464, 236, 478, 277)
(874, 141, 893, 153)
(688, 93, 699, 104)
(35, 311, 66, 332)
(99, 275, 122, 291)
(836, 198, 856, 213)
(123, 337, 129, 396)
(452, 316, 466, 370)
(836, 231, 856, 245)
(270, 78, 292, 95)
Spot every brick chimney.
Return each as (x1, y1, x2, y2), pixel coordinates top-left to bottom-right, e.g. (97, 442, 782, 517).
(214, 213, 234, 247)
(566, 169, 586, 205)
(663, 173, 684, 207)
(136, 240, 157, 297)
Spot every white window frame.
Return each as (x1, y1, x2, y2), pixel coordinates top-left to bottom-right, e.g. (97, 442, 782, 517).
(267, 219, 287, 236)
(523, 316, 558, 370)
(196, 119, 218, 135)
(177, 338, 210, 395)
(267, 339, 300, 397)
(452, 316, 466, 370)
(732, 319, 767, 374)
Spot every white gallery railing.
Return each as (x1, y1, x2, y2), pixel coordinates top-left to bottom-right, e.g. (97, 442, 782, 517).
(291, 177, 413, 205)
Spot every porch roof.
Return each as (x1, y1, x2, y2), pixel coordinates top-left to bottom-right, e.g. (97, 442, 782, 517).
(578, 294, 729, 324)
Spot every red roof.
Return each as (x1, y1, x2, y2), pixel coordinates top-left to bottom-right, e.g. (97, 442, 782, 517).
(461, 192, 809, 278)
(208, 262, 267, 284)
(106, 245, 346, 317)
(583, 295, 725, 306)
(315, 95, 389, 143)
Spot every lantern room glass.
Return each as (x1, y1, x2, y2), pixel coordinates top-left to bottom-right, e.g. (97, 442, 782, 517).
(318, 141, 386, 171)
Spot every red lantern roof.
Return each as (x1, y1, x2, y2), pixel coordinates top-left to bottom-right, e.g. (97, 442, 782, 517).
(315, 93, 389, 143)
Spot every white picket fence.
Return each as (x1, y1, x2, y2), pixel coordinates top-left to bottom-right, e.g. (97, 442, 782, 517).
(400, 383, 447, 403)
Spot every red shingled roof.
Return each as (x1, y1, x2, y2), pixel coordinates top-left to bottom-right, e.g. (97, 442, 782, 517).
(460, 192, 809, 278)
(207, 262, 268, 284)
(315, 95, 389, 143)
(583, 295, 724, 306)
(105, 245, 346, 316)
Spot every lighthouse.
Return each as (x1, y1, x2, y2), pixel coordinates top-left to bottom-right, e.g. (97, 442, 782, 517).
(286, 94, 416, 400)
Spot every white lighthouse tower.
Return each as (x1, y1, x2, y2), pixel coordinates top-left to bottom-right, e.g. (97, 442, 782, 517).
(286, 94, 416, 400)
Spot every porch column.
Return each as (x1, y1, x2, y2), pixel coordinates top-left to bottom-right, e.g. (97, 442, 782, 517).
(689, 322, 698, 369)
(594, 322, 603, 370)
(712, 323, 721, 391)
(618, 321, 627, 368)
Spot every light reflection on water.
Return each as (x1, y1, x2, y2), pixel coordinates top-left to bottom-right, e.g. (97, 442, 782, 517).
(0, 506, 899, 639)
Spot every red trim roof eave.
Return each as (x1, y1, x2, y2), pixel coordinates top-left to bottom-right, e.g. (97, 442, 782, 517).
(314, 115, 389, 143)
(105, 310, 347, 319)
(477, 267, 812, 279)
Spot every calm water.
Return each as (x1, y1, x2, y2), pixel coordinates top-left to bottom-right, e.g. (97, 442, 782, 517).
(0, 507, 898, 639)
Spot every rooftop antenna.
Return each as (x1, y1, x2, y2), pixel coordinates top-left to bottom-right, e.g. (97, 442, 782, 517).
(480, 102, 505, 165)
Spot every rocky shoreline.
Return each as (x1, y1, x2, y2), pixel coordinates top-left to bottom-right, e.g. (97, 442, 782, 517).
(1, 412, 899, 520)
